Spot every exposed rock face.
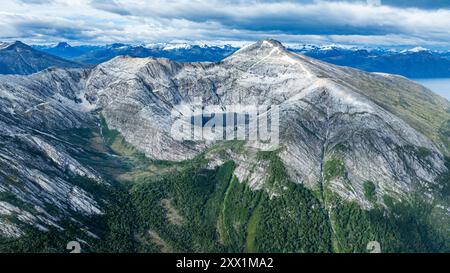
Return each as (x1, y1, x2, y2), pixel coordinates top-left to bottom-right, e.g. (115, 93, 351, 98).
(0, 68, 102, 237)
(0, 40, 449, 237)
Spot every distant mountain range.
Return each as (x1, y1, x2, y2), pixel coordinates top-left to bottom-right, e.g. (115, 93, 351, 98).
(33, 42, 237, 64)
(1, 40, 450, 79)
(292, 45, 450, 78)
(0, 41, 83, 75)
(30, 41, 450, 78)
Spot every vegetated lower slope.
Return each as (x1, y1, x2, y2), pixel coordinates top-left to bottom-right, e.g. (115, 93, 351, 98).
(0, 40, 449, 252)
(1, 123, 447, 253)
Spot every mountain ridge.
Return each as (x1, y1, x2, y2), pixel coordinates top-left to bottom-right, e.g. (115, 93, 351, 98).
(0, 41, 84, 75)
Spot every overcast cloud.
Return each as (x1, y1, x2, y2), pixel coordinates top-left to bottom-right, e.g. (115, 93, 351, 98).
(1, 0, 450, 48)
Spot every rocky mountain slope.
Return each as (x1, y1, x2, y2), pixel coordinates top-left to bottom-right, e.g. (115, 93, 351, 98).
(0, 41, 83, 75)
(85, 40, 450, 206)
(0, 40, 449, 252)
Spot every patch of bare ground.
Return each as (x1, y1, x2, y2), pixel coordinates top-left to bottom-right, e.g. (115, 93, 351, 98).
(147, 230, 172, 253)
(161, 198, 184, 226)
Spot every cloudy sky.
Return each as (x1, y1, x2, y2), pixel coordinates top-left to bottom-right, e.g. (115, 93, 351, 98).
(1, 0, 450, 48)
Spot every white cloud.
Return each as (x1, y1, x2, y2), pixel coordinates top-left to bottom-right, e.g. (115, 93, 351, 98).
(0, 0, 449, 48)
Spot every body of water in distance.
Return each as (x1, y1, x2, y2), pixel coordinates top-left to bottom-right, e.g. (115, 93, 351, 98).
(413, 78, 450, 101)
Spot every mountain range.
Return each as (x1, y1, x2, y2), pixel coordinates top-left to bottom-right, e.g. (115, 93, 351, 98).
(30, 41, 450, 78)
(0, 40, 449, 253)
(33, 42, 237, 65)
(2, 40, 450, 79)
(293, 45, 450, 78)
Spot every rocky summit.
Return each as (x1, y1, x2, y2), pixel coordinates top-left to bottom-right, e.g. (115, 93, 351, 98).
(0, 40, 449, 252)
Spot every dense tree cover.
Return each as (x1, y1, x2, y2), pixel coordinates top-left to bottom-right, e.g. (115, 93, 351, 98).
(323, 158, 346, 182)
(363, 181, 377, 204)
(439, 119, 450, 153)
(130, 162, 234, 252)
(128, 156, 334, 253)
(437, 157, 450, 198)
(254, 183, 333, 253)
(330, 193, 449, 253)
(252, 150, 333, 252)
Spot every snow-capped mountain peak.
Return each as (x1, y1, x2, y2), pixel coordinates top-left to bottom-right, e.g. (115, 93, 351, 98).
(401, 46, 430, 54)
(162, 43, 192, 50)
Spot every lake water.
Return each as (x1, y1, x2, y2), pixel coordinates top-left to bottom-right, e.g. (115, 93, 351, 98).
(413, 78, 450, 101)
